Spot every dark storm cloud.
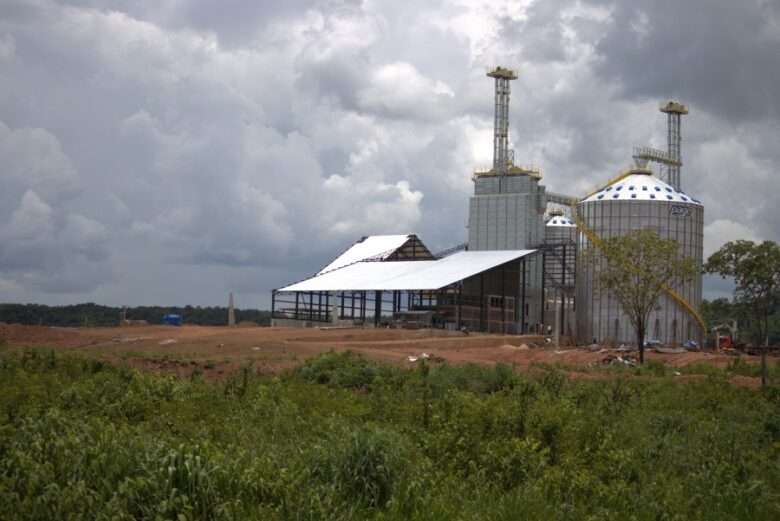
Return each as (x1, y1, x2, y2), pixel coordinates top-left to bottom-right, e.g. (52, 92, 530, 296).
(0, 0, 776, 307)
(590, 0, 780, 125)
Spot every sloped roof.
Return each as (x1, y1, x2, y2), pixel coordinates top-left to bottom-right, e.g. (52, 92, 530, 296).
(281, 250, 536, 292)
(318, 235, 415, 274)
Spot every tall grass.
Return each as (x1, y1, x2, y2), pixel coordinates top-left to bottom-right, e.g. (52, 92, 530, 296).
(0, 349, 778, 520)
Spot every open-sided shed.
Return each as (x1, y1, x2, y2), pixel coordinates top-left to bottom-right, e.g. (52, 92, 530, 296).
(272, 236, 540, 333)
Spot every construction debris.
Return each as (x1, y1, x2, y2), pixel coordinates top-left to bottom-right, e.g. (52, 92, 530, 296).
(111, 336, 149, 344)
(655, 347, 686, 354)
(407, 352, 445, 363)
(600, 354, 638, 367)
(501, 343, 529, 351)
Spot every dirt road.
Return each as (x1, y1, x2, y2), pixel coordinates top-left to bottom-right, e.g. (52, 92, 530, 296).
(1, 323, 765, 386)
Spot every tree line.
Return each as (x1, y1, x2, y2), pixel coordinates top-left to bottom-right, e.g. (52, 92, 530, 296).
(0, 303, 271, 327)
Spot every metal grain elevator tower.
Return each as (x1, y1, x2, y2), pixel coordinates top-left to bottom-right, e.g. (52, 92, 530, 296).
(467, 66, 546, 251)
(631, 101, 688, 190)
(660, 101, 688, 190)
(487, 66, 517, 174)
(466, 66, 546, 332)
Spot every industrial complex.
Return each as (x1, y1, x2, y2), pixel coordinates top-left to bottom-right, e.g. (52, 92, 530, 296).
(272, 67, 704, 347)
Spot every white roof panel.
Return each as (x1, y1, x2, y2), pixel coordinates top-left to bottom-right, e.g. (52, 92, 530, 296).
(280, 250, 536, 292)
(318, 235, 412, 274)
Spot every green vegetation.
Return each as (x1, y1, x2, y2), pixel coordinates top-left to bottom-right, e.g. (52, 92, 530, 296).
(1, 349, 779, 520)
(584, 229, 697, 363)
(0, 302, 271, 327)
(702, 297, 780, 345)
(705, 240, 780, 347)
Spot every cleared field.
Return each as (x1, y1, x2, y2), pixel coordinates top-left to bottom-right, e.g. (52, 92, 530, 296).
(0, 323, 769, 386)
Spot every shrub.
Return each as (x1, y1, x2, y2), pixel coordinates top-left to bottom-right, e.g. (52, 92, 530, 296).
(296, 351, 391, 390)
(311, 427, 408, 510)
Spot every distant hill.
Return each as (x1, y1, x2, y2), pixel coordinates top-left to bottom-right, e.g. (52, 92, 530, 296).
(0, 303, 271, 327)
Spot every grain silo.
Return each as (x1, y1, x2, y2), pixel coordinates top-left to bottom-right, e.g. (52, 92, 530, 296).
(544, 209, 577, 244)
(575, 167, 704, 346)
(543, 209, 577, 340)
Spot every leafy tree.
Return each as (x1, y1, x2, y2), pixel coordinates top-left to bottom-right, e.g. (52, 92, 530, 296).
(705, 240, 780, 348)
(705, 240, 780, 386)
(701, 298, 738, 327)
(585, 229, 697, 364)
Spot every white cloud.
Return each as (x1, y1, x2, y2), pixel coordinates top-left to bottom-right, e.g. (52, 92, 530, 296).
(703, 219, 762, 259)
(357, 62, 455, 120)
(7, 190, 53, 239)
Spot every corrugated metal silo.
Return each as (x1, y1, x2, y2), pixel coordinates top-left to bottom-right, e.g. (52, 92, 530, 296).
(575, 168, 704, 346)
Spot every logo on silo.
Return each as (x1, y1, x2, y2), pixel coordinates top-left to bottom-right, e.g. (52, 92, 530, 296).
(670, 205, 691, 217)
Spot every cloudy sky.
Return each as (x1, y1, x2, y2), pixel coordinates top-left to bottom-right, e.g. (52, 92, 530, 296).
(1, 0, 778, 308)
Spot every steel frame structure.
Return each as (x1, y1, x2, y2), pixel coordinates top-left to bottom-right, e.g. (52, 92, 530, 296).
(540, 242, 577, 340)
(271, 256, 541, 334)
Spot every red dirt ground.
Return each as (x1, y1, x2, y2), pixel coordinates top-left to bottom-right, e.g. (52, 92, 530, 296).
(0, 323, 771, 387)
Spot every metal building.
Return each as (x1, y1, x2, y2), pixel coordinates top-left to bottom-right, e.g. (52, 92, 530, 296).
(574, 168, 704, 345)
(468, 170, 547, 251)
(272, 241, 541, 334)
